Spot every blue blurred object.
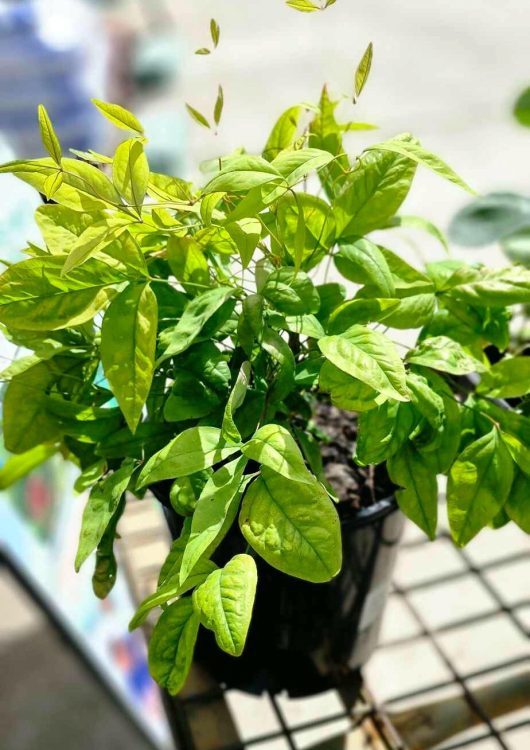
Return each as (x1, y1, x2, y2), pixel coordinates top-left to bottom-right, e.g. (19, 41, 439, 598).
(0, 0, 101, 157)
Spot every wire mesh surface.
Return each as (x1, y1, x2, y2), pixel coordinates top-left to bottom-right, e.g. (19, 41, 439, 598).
(119, 499, 530, 750)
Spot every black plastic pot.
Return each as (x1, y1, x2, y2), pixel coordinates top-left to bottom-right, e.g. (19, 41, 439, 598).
(158, 488, 404, 697)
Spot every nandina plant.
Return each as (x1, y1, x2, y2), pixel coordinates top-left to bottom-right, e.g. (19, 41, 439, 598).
(1, 91, 530, 695)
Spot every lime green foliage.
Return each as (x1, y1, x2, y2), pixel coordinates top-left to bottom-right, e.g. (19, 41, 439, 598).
(1, 90, 528, 695)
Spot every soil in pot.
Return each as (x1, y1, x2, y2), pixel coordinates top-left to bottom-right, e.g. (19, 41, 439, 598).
(181, 401, 405, 697)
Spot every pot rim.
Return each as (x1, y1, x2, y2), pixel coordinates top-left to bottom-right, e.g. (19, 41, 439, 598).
(341, 494, 398, 530)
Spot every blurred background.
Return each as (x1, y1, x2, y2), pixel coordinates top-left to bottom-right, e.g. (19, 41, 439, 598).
(0, 1, 529, 749)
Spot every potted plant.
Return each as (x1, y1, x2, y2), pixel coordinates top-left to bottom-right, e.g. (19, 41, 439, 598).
(1, 61, 530, 700)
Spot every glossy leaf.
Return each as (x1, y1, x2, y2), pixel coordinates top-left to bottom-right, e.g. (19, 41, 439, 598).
(319, 361, 385, 412)
(262, 267, 320, 315)
(239, 467, 342, 582)
(354, 42, 373, 100)
(75, 461, 134, 571)
(319, 326, 409, 401)
(263, 105, 302, 161)
(407, 336, 487, 375)
(355, 401, 415, 465)
(113, 138, 149, 212)
(222, 362, 251, 444)
(388, 443, 438, 539)
(447, 429, 514, 546)
(148, 598, 200, 695)
(180, 456, 249, 585)
(260, 326, 295, 402)
(505, 469, 530, 533)
(204, 156, 282, 194)
(242, 423, 313, 484)
(334, 239, 395, 297)
(0, 444, 57, 489)
(92, 98, 144, 135)
(137, 427, 240, 487)
(38, 104, 62, 164)
(477, 357, 530, 398)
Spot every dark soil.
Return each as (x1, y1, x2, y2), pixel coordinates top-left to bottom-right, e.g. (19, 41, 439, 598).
(313, 399, 395, 511)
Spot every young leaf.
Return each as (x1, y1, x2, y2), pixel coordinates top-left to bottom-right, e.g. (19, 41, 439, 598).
(101, 283, 157, 433)
(180, 456, 249, 586)
(225, 218, 262, 268)
(167, 236, 210, 292)
(388, 443, 438, 539)
(214, 85, 224, 127)
(92, 495, 125, 599)
(186, 103, 211, 130)
(242, 423, 314, 484)
(263, 105, 302, 161)
(271, 148, 333, 187)
(203, 155, 282, 194)
(43, 171, 63, 199)
(222, 362, 251, 444)
(75, 461, 134, 571)
(137, 427, 240, 487)
(113, 138, 149, 213)
(355, 401, 415, 465)
(164, 372, 220, 423)
(477, 357, 530, 398)
(92, 98, 144, 135)
(260, 327, 296, 403)
(319, 326, 409, 402)
(285, 0, 320, 11)
(62, 222, 114, 276)
(240, 467, 341, 582)
(210, 18, 220, 47)
(328, 298, 400, 332)
(446, 266, 530, 307)
(38, 104, 62, 165)
(407, 336, 487, 375)
(193, 554, 257, 657)
(354, 42, 373, 100)
(447, 428, 514, 546)
(365, 137, 474, 194)
(195, 47, 211, 55)
(148, 598, 200, 695)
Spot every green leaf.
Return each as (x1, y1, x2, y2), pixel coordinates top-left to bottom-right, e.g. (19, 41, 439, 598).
(276, 193, 335, 271)
(167, 236, 210, 291)
(36, 204, 104, 254)
(271, 148, 333, 187)
(386, 215, 450, 254)
(170, 471, 211, 516)
(285, 0, 319, 11)
(334, 137, 417, 239)
(92, 98, 144, 135)
(75, 461, 134, 571)
(210, 17, 220, 46)
(328, 298, 400, 332)
(180, 456, 249, 585)
(101, 283, 157, 433)
(447, 428, 514, 546)
(240, 467, 342, 582)
(195, 47, 211, 55)
(319, 326, 409, 401)
(514, 86, 530, 128)
(164, 372, 220, 423)
(407, 336, 487, 375)
(354, 42, 373, 100)
(406, 372, 444, 432)
(130, 558, 216, 630)
(416, 370, 462, 475)
(0, 444, 57, 489)
(213, 85, 224, 127)
(446, 265, 530, 306)
(74, 460, 107, 493)
(242, 423, 313, 484)
(365, 137, 474, 194)
(222, 362, 251, 444)
(3, 362, 62, 453)
(193, 554, 257, 657)
(449, 193, 530, 248)
(92, 495, 125, 599)
(263, 105, 302, 161)
(38, 104, 62, 165)
(62, 222, 114, 275)
(43, 171, 63, 199)
(148, 598, 200, 695)
(319, 361, 385, 412)
(477, 357, 530, 398)
(260, 327, 296, 403)
(355, 401, 415, 465)
(158, 287, 235, 363)
(262, 267, 320, 315)
(505, 469, 530, 533)
(158, 520, 192, 587)
(113, 138, 149, 212)
(225, 218, 262, 268)
(388, 443, 438, 539)
(334, 239, 395, 297)
(186, 103, 211, 129)
(137, 427, 240, 487)
(204, 155, 282, 194)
